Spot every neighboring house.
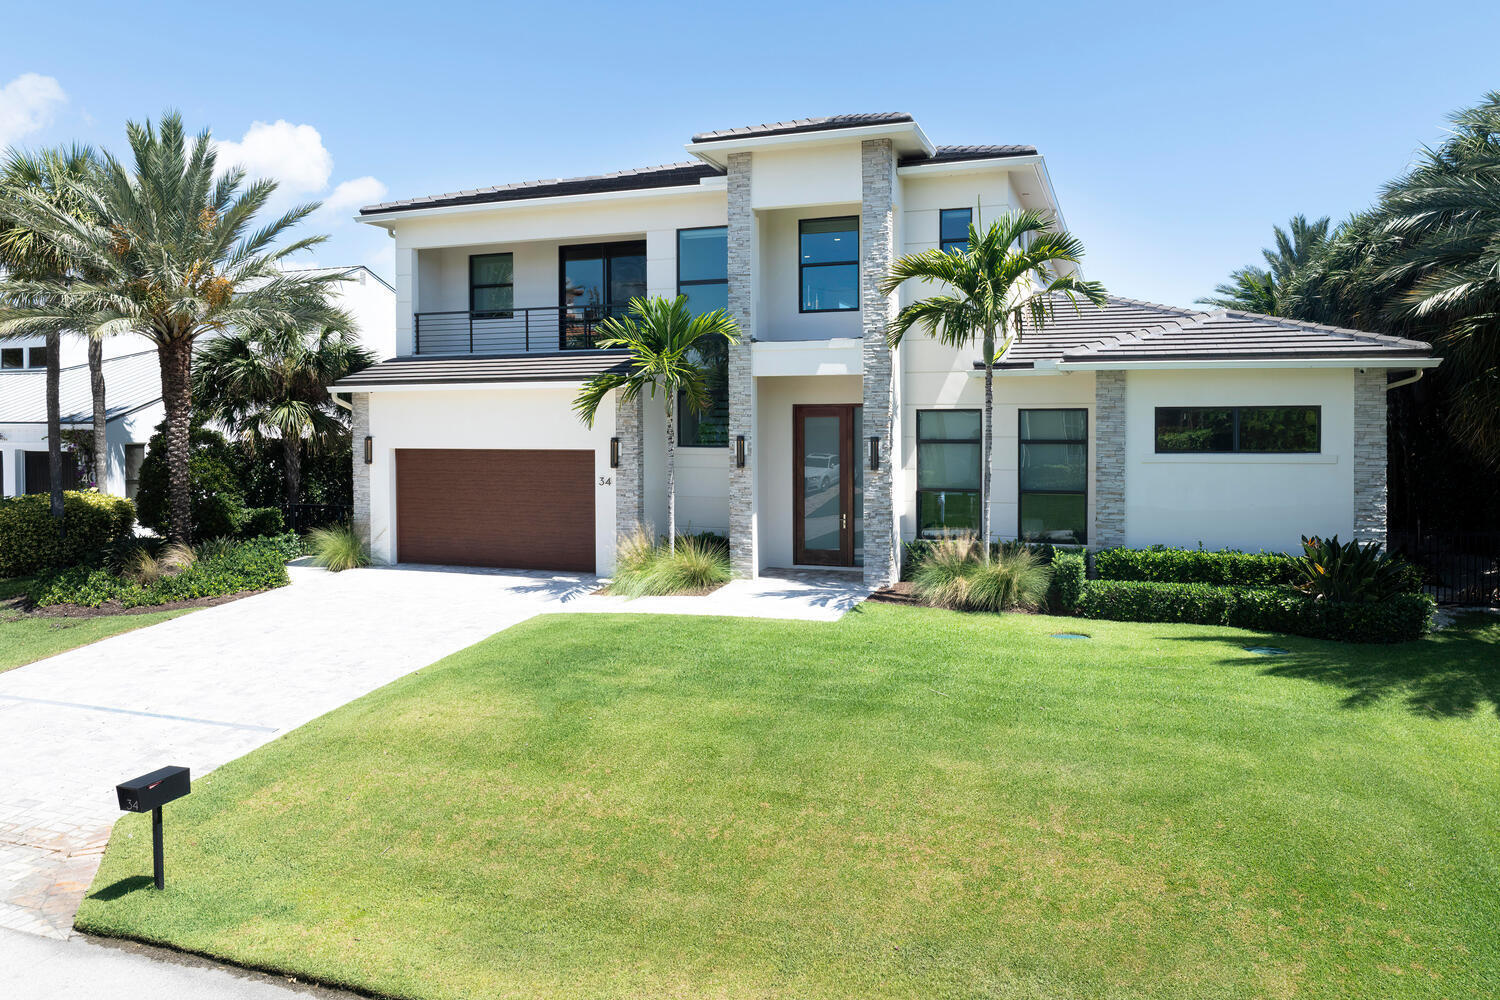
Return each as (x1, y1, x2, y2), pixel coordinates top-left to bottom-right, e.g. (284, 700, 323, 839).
(0, 266, 395, 498)
(334, 112, 1440, 584)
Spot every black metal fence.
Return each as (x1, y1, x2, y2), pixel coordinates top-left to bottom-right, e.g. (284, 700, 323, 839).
(283, 503, 352, 533)
(1388, 530, 1500, 606)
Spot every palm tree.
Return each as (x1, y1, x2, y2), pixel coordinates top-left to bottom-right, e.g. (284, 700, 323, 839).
(574, 295, 739, 553)
(0, 113, 343, 542)
(879, 210, 1107, 557)
(1198, 214, 1330, 315)
(0, 144, 102, 520)
(193, 319, 372, 510)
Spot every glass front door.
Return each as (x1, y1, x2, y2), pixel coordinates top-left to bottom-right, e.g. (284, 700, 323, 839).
(794, 404, 863, 566)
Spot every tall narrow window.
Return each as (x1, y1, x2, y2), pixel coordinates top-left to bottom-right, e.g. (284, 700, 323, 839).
(799, 217, 858, 312)
(677, 226, 730, 447)
(469, 253, 514, 317)
(916, 410, 982, 537)
(1019, 409, 1087, 544)
(940, 208, 972, 253)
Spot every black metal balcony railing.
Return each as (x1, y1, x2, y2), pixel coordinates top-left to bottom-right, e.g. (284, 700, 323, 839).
(413, 305, 622, 355)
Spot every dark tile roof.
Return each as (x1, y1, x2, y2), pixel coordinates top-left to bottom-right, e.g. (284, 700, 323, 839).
(0, 350, 162, 424)
(360, 162, 723, 216)
(981, 295, 1433, 368)
(899, 144, 1037, 167)
(691, 113, 913, 143)
(331, 350, 634, 388)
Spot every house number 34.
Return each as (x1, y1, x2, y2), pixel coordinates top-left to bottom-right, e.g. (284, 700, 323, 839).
(598, 476, 612, 486)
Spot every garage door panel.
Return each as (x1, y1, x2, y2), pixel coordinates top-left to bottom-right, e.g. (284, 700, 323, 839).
(396, 448, 595, 571)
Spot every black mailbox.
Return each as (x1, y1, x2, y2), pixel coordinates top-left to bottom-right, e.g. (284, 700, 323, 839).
(117, 765, 191, 812)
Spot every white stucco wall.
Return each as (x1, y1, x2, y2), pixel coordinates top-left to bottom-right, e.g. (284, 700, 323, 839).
(1121, 368, 1355, 552)
(362, 386, 618, 572)
(757, 206, 864, 343)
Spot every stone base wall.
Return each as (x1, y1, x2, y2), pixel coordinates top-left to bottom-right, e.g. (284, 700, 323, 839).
(351, 392, 372, 550)
(1093, 372, 1126, 549)
(1353, 370, 1388, 547)
(615, 392, 646, 541)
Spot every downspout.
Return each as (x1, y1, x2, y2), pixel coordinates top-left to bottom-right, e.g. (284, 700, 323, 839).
(1385, 369, 1424, 392)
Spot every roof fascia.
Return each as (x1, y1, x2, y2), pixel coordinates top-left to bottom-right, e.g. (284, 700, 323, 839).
(356, 176, 727, 229)
(685, 121, 935, 168)
(1049, 357, 1444, 372)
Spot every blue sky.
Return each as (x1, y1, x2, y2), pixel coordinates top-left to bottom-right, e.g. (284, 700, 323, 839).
(2, 0, 1496, 309)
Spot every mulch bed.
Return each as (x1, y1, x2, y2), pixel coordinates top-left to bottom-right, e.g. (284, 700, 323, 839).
(6, 588, 270, 621)
(867, 581, 924, 606)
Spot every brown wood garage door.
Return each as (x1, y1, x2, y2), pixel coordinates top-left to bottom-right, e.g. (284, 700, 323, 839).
(395, 448, 595, 571)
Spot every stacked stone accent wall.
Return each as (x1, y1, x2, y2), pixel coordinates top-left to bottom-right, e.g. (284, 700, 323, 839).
(726, 152, 758, 578)
(1352, 370, 1388, 547)
(1093, 372, 1126, 548)
(614, 391, 646, 540)
(860, 139, 900, 587)
(351, 392, 372, 550)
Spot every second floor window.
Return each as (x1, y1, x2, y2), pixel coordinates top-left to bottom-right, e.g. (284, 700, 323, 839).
(940, 208, 972, 253)
(1, 345, 47, 369)
(470, 253, 514, 317)
(799, 216, 858, 312)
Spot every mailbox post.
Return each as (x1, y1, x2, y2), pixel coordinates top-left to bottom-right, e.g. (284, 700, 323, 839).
(116, 766, 191, 889)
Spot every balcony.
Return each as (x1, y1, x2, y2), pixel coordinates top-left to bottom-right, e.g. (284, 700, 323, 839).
(412, 305, 622, 356)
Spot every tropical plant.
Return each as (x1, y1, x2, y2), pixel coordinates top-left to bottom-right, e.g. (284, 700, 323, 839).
(1198, 215, 1330, 316)
(911, 535, 1053, 612)
(193, 319, 371, 509)
(0, 113, 345, 542)
(606, 526, 731, 598)
(879, 210, 1107, 557)
(1292, 535, 1411, 602)
(573, 295, 739, 552)
(133, 420, 247, 540)
(0, 144, 105, 519)
(309, 524, 369, 572)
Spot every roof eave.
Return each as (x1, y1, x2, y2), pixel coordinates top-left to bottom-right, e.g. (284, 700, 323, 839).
(356, 176, 727, 227)
(685, 120, 935, 168)
(1052, 356, 1443, 371)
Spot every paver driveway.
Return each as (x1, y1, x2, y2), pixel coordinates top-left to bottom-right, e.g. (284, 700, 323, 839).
(0, 564, 597, 938)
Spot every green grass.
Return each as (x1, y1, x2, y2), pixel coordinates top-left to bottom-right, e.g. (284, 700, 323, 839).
(76, 607, 1500, 999)
(0, 576, 190, 673)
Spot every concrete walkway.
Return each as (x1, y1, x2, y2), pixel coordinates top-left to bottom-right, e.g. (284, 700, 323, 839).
(0, 562, 870, 941)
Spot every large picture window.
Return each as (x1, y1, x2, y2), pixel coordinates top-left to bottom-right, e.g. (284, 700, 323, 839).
(939, 208, 972, 253)
(1019, 409, 1087, 544)
(678, 226, 730, 447)
(799, 216, 858, 312)
(469, 253, 514, 317)
(916, 410, 982, 538)
(1154, 406, 1321, 453)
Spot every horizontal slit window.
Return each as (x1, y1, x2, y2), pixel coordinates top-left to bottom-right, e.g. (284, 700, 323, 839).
(1155, 405, 1321, 453)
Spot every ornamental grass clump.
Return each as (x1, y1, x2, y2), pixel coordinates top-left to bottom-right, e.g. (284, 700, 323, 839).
(309, 525, 370, 573)
(607, 527, 730, 598)
(912, 535, 1053, 613)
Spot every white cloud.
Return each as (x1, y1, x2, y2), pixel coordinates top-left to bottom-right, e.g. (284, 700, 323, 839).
(320, 175, 387, 217)
(214, 119, 333, 193)
(0, 73, 67, 149)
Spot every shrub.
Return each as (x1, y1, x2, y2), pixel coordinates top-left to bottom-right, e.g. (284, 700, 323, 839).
(607, 528, 731, 598)
(134, 421, 247, 540)
(1095, 545, 1296, 587)
(1292, 534, 1415, 602)
(1076, 579, 1433, 644)
(238, 507, 285, 539)
(27, 535, 293, 608)
(1048, 550, 1086, 613)
(0, 491, 136, 577)
(901, 538, 1078, 581)
(309, 525, 370, 572)
(911, 536, 1053, 613)
(122, 541, 196, 585)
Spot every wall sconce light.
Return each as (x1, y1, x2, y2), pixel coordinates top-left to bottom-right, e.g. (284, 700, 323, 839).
(735, 435, 746, 468)
(869, 435, 880, 472)
(609, 437, 620, 469)
(363, 435, 373, 465)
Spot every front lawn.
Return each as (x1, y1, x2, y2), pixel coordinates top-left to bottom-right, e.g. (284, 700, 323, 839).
(77, 607, 1500, 999)
(0, 577, 189, 673)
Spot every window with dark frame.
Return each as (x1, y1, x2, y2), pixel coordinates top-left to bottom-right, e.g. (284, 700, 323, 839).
(0, 347, 21, 369)
(916, 409, 982, 538)
(1019, 409, 1088, 545)
(799, 216, 859, 313)
(1154, 406, 1321, 454)
(676, 226, 731, 448)
(469, 252, 514, 317)
(939, 208, 972, 253)
(27, 346, 47, 368)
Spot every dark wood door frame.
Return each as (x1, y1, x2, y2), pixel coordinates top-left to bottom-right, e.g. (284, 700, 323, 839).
(793, 404, 857, 566)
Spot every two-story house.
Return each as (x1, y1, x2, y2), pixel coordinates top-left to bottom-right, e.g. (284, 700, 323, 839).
(336, 113, 1439, 585)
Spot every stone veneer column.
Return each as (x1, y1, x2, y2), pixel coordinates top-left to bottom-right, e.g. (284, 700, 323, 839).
(726, 152, 758, 578)
(615, 391, 646, 540)
(1352, 370, 1388, 547)
(1093, 372, 1126, 549)
(351, 392, 372, 549)
(860, 139, 899, 588)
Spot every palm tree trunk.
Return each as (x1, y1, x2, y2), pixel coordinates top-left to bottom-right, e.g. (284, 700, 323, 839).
(665, 391, 677, 555)
(89, 336, 107, 491)
(45, 331, 64, 531)
(158, 336, 194, 543)
(283, 435, 302, 511)
(981, 328, 995, 564)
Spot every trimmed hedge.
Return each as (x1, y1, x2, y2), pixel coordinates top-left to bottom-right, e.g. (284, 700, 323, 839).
(1076, 579, 1434, 644)
(1095, 546, 1297, 587)
(1048, 550, 1085, 613)
(27, 533, 297, 609)
(0, 491, 137, 577)
(239, 507, 286, 538)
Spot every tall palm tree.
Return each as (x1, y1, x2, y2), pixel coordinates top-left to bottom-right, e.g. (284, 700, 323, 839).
(0, 144, 101, 520)
(0, 113, 343, 541)
(1198, 214, 1330, 315)
(193, 319, 372, 510)
(574, 295, 739, 553)
(879, 210, 1107, 557)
